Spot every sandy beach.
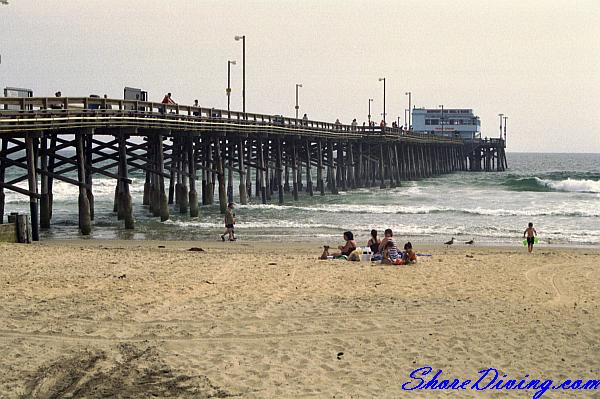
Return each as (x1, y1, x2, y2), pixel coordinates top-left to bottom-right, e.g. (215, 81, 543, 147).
(0, 240, 598, 398)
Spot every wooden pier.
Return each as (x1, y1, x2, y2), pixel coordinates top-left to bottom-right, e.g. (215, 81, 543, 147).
(0, 96, 507, 240)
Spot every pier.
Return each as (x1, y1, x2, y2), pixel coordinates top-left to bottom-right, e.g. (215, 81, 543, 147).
(0, 96, 507, 240)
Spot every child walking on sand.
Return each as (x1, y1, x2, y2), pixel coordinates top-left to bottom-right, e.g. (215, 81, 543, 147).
(221, 203, 236, 241)
(523, 222, 537, 253)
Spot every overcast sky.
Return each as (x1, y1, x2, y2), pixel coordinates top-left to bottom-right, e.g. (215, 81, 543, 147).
(1, 0, 599, 152)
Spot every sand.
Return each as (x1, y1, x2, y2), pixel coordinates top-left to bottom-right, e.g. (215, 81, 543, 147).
(0, 240, 598, 398)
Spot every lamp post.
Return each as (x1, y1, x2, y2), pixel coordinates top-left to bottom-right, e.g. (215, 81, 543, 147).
(439, 104, 444, 135)
(397, 116, 400, 128)
(405, 91, 411, 130)
(378, 77, 386, 124)
(295, 83, 302, 119)
(227, 60, 236, 112)
(368, 98, 373, 124)
(498, 113, 504, 139)
(503, 115, 508, 144)
(234, 35, 246, 118)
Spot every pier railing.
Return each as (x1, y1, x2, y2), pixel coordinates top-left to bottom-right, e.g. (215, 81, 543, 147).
(0, 96, 463, 144)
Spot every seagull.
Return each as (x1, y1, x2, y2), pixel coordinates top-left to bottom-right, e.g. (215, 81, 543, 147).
(444, 237, 455, 247)
(465, 238, 475, 245)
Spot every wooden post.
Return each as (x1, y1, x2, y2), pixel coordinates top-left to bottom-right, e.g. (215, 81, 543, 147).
(328, 140, 338, 194)
(305, 139, 313, 196)
(206, 138, 214, 205)
(217, 139, 227, 213)
(276, 137, 284, 204)
(379, 143, 386, 189)
(179, 137, 189, 214)
(168, 138, 176, 205)
(263, 139, 271, 201)
(291, 139, 299, 200)
(40, 136, 50, 228)
(238, 137, 248, 204)
(189, 136, 199, 217)
(157, 134, 170, 221)
(258, 138, 267, 204)
(347, 142, 355, 189)
(338, 141, 346, 191)
(85, 134, 95, 220)
(201, 137, 207, 205)
(227, 140, 234, 203)
(74, 133, 91, 235)
(118, 133, 134, 229)
(246, 139, 253, 198)
(24, 136, 39, 240)
(0, 139, 7, 224)
(317, 139, 324, 196)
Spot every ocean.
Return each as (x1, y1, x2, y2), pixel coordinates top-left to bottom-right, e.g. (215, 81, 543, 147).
(2, 152, 599, 246)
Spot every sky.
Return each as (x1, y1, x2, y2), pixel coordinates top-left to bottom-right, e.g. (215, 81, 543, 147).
(1, 0, 599, 153)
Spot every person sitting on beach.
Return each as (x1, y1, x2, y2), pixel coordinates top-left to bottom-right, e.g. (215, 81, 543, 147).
(378, 229, 399, 262)
(401, 242, 417, 264)
(330, 231, 357, 257)
(367, 229, 381, 254)
(381, 241, 399, 265)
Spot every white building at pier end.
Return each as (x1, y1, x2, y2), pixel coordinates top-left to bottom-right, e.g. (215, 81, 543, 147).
(412, 108, 480, 139)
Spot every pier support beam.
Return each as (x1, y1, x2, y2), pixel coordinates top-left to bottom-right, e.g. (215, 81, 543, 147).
(75, 133, 91, 235)
(0, 139, 7, 224)
(291, 140, 299, 200)
(317, 140, 324, 196)
(117, 133, 134, 229)
(238, 137, 248, 205)
(276, 138, 284, 205)
(189, 136, 199, 217)
(305, 139, 313, 196)
(39, 136, 50, 228)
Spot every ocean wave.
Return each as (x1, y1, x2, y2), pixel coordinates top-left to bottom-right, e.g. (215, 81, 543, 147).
(538, 178, 600, 193)
(239, 203, 599, 218)
(503, 176, 600, 193)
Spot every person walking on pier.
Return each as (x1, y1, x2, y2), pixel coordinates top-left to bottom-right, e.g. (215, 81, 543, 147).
(162, 93, 176, 105)
(302, 113, 308, 126)
(221, 202, 236, 241)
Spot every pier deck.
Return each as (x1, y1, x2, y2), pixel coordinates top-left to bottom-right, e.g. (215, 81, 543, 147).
(0, 96, 507, 240)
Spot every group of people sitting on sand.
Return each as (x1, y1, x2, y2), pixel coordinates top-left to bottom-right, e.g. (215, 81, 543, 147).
(320, 229, 417, 265)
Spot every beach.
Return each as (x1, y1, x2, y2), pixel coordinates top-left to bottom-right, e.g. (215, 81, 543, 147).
(0, 240, 598, 398)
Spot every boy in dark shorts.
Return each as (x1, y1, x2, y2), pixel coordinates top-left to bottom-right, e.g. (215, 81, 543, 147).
(221, 202, 236, 241)
(523, 222, 537, 253)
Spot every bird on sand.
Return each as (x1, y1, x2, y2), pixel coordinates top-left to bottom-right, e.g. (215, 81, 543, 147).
(444, 237, 455, 246)
(465, 238, 475, 245)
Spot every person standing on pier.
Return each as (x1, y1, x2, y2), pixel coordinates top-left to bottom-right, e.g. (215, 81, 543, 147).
(162, 93, 176, 104)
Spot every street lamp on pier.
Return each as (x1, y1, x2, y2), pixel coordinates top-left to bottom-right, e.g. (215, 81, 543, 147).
(378, 77, 386, 124)
(439, 105, 444, 135)
(368, 98, 373, 124)
(498, 113, 504, 139)
(234, 35, 246, 118)
(295, 83, 303, 119)
(227, 60, 236, 112)
(503, 115, 508, 144)
(405, 91, 412, 130)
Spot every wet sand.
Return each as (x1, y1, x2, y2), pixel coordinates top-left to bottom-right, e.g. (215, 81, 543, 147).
(0, 240, 598, 398)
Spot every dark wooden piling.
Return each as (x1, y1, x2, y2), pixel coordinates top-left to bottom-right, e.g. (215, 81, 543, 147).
(317, 140, 324, 195)
(291, 139, 299, 200)
(189, 136, 199, 217)
(74, 133, 91, 235)
(117, 133, 134, 229)
(39, 136, 50, 228)
(0, 138, 6, 224)
(85, 135, 95, 221)
(238, 137, 248, 205)
(276, 137, 284, 205)
(157, 134, 170, 221)
(305, 139, 313, 196)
